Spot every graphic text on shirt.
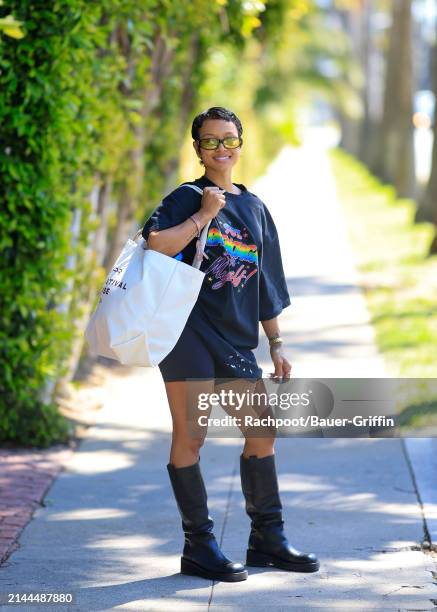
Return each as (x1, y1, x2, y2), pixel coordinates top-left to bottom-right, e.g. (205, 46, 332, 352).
(204, 221, 258, 291)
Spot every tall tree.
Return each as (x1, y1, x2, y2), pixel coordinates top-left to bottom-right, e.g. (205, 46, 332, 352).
(416, 25, 437, 253)
(357, 0, 387, 167)
(372, 0, 416, 198)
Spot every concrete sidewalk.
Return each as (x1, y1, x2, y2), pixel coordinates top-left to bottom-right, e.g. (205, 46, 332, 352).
(1, 131, 436, 611)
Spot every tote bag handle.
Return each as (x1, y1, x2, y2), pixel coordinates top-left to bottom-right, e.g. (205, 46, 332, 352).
(134, 183, 213, 270)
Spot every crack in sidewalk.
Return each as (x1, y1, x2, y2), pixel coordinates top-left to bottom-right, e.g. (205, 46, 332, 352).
(208, 450, 240, 609)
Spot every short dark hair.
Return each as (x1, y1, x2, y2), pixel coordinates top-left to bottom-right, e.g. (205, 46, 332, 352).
(191, 106, 243, 141)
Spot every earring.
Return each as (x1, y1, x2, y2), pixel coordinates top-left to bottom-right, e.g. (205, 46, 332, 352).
(199, 158, 204, 166)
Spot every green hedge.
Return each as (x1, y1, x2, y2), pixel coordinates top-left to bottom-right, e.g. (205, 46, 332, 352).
(0, 1, 266, 446)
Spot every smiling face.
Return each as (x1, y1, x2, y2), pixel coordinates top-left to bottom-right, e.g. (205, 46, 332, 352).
(193, 119, 242, 172)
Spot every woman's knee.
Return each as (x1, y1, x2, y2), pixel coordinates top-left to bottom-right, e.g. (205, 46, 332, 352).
(243, 436, 276, 457)
(170, 436, 206, 467)
(172, 435, 205, 455)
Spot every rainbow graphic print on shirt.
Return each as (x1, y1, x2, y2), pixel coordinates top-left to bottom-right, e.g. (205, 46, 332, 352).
(203, 220, 258, 291)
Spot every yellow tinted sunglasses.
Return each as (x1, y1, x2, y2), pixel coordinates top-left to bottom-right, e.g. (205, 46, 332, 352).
(197, 136, 243, 150)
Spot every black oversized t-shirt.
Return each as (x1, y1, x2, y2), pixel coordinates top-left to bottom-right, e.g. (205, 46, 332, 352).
(141, 174, 291, 356)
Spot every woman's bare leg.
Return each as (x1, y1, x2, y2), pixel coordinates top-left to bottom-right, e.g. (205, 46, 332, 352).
(164, 379, 214, 467)
(164, 376, 275, 463)
(164, 378, 248, 581)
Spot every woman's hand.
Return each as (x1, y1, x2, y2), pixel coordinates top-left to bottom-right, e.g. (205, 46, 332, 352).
(144, 186, 225, 256)
(269, 344, 292, 382)
(200, 186, 226, 220)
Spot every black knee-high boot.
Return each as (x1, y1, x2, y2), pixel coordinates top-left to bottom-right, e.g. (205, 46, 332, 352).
(240, 453, 320, 572)
(167, 459, 248, 582)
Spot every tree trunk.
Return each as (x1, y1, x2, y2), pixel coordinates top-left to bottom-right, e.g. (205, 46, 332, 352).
(372, 0, 416, 198)
(373, 1, 414, 192)
(416, 119, 437, 226)
(337, 7, 362, 156)
(415, 30, 437, 229)
(358, 0, 385, 167)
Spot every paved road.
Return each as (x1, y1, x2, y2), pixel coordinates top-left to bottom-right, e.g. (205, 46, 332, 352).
(1, 132, 436, 611)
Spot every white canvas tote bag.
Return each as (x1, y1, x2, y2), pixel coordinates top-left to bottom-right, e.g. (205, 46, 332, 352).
(84, 184, 211, 367)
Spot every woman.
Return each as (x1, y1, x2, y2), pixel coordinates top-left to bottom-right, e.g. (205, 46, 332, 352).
(141, 106, 319, 582)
